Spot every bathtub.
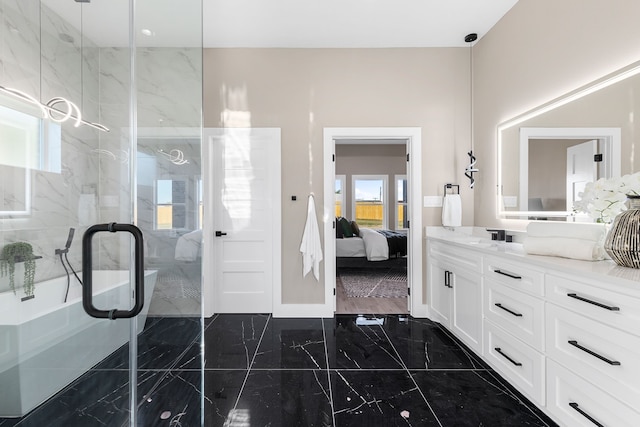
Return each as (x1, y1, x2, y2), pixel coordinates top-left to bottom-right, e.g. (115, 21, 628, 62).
(0, 269, 157, 417)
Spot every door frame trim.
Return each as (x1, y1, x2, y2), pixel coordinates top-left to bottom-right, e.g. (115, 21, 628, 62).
(323, 127, 426, 317)
(202, 127, 281, 317)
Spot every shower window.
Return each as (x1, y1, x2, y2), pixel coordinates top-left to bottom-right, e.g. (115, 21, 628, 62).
(155, 178, 187, 230)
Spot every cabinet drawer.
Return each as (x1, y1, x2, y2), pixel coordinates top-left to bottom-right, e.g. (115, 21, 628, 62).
(546, 303, 640, 409)
(483, 320, 545, 406)
(546, 274, 640, 336)
(484, 256, 544, 296)
(547, 359, 640, 427)
(428, 240, 482, 273)
(484, 279, 544, 351)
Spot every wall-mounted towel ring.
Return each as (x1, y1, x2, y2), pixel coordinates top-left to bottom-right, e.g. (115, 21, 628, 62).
(444, 184, 460, 195)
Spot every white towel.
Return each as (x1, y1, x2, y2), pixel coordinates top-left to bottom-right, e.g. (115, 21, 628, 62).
(300, 195, 323, 280)
(523, 236, 607, 261)
(442, 194, 462, 227)
(526, 222, 606, 242)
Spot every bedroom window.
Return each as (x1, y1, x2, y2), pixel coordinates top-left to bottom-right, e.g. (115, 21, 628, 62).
(156, 179, 187, 230)
(352, 174, 387, 229)
(396, 175, 408, 229)
(335, 174, 345, 217)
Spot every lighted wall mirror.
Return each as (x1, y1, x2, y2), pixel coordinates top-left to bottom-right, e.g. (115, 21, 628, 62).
(498, 60, 640, 221)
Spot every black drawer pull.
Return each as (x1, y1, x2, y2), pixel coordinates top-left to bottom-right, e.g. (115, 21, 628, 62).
(567, 340, 621, 366)
(445, 270, 453, 288)
(569, 402, 604, 427)
(495, 303, 523, 317)
(493, 269, 522, 280)
(494, 347, 522, 366)
(567, 293, 620, 311)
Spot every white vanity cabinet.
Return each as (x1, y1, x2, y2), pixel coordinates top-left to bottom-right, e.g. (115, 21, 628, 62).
(544, 273, 640, 427)
(482, 255, 546, 406)
(427, 240, 483, 354)
(425, 230, 640, 427)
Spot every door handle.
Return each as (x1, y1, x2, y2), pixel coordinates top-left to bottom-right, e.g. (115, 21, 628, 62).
(82, 223, 144, 320)
(215, 231, 227, 237)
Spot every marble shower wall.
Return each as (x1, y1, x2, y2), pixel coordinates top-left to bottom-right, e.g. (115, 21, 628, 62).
(98, 47, 202, 270)
(0, 0, 202, 296)
(0, 0, 101, 295)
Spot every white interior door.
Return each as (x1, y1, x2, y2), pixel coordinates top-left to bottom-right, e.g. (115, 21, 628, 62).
(204, 128, 281, 314)
(566, 140, 598, 218)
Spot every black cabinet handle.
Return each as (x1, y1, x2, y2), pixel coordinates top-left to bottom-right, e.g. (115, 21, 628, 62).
(569, 402, 604, 427)
(493, 269, 522, 280)
(567, 293, 620, 311)
(494, 347, 522, 366)
(495, 303, 523, 317)
(568, 340, 621, 366)
(215, 231, 227, 237)
(82, 223, 144, 320)
(444, 270, 453, 288)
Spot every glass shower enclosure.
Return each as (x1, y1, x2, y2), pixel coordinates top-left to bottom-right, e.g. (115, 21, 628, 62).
(0, 0, 203, 424)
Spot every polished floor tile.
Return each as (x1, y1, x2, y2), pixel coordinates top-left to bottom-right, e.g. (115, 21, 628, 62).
(234, 370, 333, 427)
(0, 314, 559, 427)
(382, 316, 485, 369)
(97, 317, 202, 370)
(331, 370, 439, 426)
(326, 316, 405, 369)
(178, 314, 269, 370)
(252, 318, 327, 369)
(413, 370, 553, 426)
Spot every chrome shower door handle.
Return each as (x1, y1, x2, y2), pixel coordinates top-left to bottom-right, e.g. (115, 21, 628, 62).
(82, 222, 145, 320)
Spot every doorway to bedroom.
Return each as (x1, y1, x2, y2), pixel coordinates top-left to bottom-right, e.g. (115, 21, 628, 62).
(334, 140, 409, 314)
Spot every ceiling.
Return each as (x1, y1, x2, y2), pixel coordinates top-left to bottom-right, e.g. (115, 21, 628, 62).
(42, 0, 519, 48)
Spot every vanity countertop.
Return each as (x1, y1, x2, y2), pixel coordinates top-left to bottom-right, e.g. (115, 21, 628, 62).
(425, 226, 640, 294)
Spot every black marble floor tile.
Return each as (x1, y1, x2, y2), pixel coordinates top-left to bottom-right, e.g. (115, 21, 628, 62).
(331, 370, 440, 426)
(178, 314, 269, 370)
(382, 316, 485, 369)
(325, 316, 404, 369)
(412, 370, 558, 426)
(14, 369, 160, 427)
(203, 370, 247, 427)
(96, 317, 203, 370)
(234, 370, 333, 427)
(252, 318, 327, 369)
(0, 418, 19, 426)
(138, 370, 204, 427)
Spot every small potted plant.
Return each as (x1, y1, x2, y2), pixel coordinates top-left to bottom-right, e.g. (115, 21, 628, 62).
(1, 242, 37, 297)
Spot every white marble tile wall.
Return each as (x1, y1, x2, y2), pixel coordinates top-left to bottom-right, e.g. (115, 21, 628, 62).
(0, 0, 202, 296)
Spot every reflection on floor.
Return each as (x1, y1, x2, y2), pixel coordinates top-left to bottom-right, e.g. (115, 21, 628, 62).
(1, 315, 558, 426)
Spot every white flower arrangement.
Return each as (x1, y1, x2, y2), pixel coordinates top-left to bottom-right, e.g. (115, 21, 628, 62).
(574, 172, 640, 223)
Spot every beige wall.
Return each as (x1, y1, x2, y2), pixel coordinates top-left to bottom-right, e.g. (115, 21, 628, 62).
(335, 144, 406, 228)
(474, 0, 640, 229)
(204, 48, 471, 305)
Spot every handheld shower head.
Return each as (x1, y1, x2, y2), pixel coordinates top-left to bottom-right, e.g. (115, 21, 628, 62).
(55, 228, 75, 255)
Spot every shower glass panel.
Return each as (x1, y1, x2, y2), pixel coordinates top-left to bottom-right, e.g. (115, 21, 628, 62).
(0, 0, 203, 424)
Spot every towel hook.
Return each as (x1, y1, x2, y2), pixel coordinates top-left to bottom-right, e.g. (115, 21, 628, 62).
(444, 184, 460, 195)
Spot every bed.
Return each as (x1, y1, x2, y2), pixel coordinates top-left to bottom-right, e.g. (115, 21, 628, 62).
(335, 218, 407, 261)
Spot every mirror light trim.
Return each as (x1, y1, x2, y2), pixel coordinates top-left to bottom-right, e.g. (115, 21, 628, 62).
(497, 60, 640, 220)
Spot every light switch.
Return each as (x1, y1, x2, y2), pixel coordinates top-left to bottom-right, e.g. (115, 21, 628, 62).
(424, 196, 443, 207)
